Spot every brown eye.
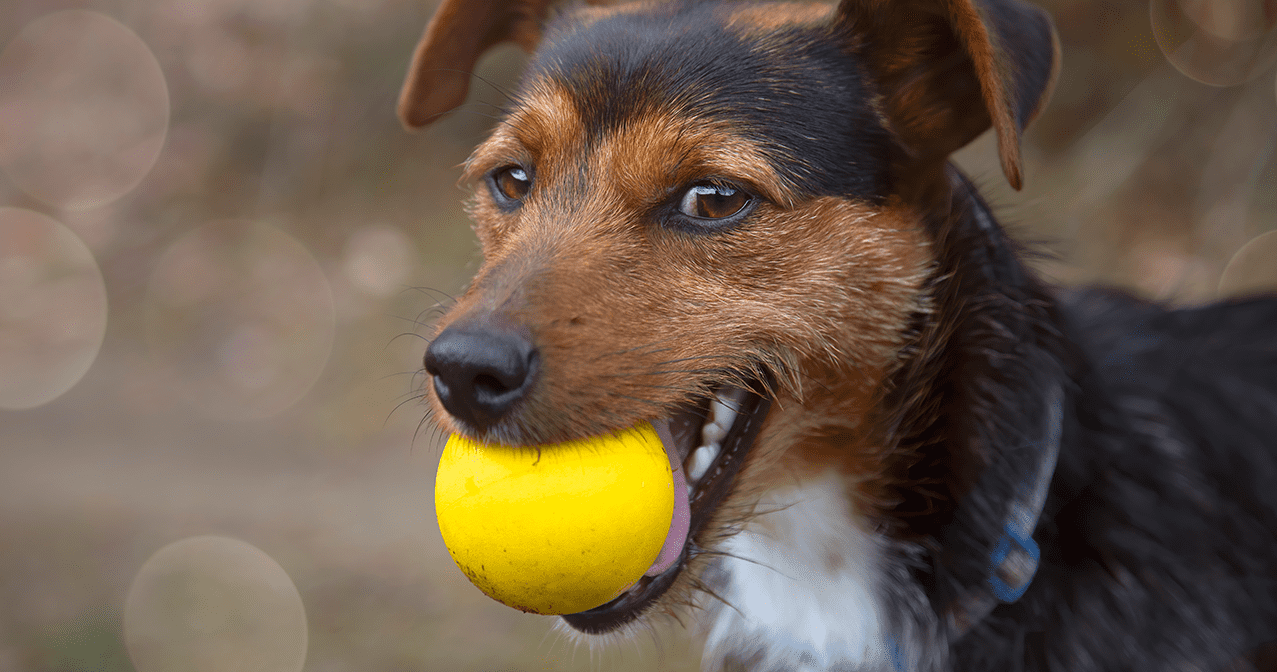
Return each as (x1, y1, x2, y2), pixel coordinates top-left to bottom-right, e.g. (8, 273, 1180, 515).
(492, 166, 531, 203)
(678, 183, 750, 220)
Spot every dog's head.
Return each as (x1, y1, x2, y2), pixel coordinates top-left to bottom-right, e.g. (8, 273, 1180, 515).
(404, 0, 1058, 636)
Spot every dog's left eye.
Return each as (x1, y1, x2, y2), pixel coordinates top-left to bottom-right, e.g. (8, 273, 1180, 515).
(490, 165, 532, 204)
(678, 183, 751, 220)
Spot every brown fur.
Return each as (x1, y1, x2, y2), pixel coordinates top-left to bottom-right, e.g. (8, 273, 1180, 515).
(405, 0, 1060, 636)
(397, 3, 1277, 669)
(724, 2, 835, 34)
(447, 94, 934, 512)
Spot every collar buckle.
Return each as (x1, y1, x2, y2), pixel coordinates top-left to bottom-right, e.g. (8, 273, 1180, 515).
(989, 521, 1041, 603)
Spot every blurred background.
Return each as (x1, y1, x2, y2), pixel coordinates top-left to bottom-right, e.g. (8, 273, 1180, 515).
(0, 0, 1273, 670)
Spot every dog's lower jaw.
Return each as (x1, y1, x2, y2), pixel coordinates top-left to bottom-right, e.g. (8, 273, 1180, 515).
(699, 471, 940, 672)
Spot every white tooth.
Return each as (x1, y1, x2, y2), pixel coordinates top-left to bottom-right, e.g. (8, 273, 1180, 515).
(688, 442, 719, 482)
(685, 389, 748, 488)
(701, 419, 728, 446)
(710, 395, 738, 424)
(704, 395, 740, 446)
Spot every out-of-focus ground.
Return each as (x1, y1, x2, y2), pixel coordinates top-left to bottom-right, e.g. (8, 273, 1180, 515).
(0, 0, 1274, 670)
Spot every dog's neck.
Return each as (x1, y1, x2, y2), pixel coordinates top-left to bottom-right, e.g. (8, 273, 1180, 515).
(700, 472, 922, 672)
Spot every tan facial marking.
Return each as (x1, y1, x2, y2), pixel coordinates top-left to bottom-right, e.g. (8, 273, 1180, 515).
(724, 2, 836, 35)
(592, 110, 800, 209)
(447, 57, 934, 525)
(566, 0, 671, 28)
(696, 197, 931, 524)
(464, 79, 584, 183)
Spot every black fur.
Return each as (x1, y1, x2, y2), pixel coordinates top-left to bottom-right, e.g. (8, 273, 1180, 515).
(528, 4, 895, 200)
(528, 4, 1277, 667)
(525, 4, 1277, 668)
(403, 0, 1277, 667)
(888, 172, 1277, 670)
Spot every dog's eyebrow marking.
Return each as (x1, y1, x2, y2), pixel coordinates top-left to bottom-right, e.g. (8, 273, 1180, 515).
(464, 80, 585, 182)
(723, 2, 834, 35)
(566, 1, 665, 28)
(597, 111, 800, 207)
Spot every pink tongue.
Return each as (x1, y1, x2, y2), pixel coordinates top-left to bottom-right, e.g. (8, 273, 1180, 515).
(646, 422, 692, 577)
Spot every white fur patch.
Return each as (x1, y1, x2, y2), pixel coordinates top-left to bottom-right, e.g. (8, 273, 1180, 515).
(701, 471, 895, 672)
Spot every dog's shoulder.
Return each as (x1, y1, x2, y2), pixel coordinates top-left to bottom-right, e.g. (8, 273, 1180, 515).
(1060, 285, 1277, 383)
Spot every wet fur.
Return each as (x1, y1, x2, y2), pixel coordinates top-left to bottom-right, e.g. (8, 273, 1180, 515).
(402, 0, 1277, 670)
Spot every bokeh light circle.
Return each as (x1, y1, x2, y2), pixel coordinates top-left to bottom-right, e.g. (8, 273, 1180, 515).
(1151, 0, 1277, 86)
(123, 536, 307, 672)
(1218, 230, 1277, 297)
(0, 11, 170, 210)
(146, 221, 335, 420)
(0, 207, 109, 410)
(341, 225, 415, 297)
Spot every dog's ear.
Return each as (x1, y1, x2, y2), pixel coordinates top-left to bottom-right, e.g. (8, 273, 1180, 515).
(398, 0, 560, 129)
(834, 0, 1059, 190)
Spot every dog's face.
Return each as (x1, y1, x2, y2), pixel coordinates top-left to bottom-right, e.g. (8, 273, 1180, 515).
(404, 0, 1056, 637)
(458, 1, 933, 470)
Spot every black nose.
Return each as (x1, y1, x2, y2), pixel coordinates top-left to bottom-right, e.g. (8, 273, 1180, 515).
(424, 326, 538, 431)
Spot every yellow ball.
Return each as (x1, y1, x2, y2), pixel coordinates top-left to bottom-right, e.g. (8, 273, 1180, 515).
(435, 423, 674, 615)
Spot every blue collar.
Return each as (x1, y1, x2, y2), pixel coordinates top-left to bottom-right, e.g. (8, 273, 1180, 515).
(945, 384, 1064, 638)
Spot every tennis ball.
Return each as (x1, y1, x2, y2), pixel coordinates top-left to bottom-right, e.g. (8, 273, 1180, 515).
(435, 423, 674, 615)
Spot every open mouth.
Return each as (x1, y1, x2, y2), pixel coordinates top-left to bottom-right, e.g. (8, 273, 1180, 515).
(560, 383, 772, 634)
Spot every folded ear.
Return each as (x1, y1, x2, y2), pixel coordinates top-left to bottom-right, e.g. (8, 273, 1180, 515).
(834, 0, 1059, 190)
(398, 0, 557, 129)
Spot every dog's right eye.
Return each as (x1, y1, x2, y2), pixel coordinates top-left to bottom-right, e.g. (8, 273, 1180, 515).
(675, 182, 754, 223)
(490, 166, 532, 204)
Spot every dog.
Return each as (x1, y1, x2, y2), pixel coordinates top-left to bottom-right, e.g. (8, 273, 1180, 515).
(397, 0, 1277, 669)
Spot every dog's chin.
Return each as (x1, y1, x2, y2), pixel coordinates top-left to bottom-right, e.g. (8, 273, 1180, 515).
(561, 384, 772, 635)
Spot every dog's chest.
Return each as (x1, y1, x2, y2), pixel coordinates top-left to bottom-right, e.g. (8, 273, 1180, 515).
(700, 472, 899, 672)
